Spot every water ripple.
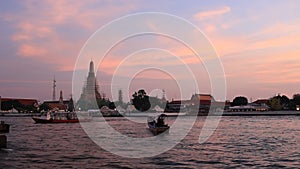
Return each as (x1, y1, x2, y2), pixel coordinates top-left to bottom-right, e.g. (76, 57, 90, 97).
(0, 115, 299, 168)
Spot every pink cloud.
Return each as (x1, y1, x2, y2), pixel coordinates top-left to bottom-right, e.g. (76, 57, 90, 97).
(207, 21, 300, 58)
(12, 22, 53, 41)
(17, 44, 47, 57)
(194, 6, 231, 20)
(11, 34, 31, 41)
(40, 0, 137, 30)
(8, 1, 138, 72)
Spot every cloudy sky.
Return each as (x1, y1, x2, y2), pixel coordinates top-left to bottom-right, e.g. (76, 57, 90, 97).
(1, 1, 300, 102)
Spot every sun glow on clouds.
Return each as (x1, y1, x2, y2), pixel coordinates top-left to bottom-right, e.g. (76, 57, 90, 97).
(98, 33, 204, 78)
(191, 4, 300, 99)
(8, 0, 138, 72)
(2, 1, 300, 100)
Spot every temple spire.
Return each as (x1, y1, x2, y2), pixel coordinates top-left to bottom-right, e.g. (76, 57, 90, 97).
(89, 60, 94, 74)
(59, 90, 63, 104)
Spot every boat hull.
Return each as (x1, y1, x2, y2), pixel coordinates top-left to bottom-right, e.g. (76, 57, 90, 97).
(148, 126, 170, 135)
(32, 117, 79, 124)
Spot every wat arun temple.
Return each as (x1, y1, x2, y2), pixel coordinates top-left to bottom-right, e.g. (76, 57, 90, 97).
(77, 60, 104, 110)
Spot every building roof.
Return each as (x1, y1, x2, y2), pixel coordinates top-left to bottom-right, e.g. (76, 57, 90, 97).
(253, 99, 269, 104)
(191, 94, 215, 101)
(168, 94, 224, 106)
(43, 100, 70, 110)
(0, 98, 38, 106)
(47, 103, 67, 110)
(44, 100, 70, 104)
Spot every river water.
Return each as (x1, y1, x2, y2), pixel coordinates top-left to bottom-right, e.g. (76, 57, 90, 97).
(1, 114, 300, 168)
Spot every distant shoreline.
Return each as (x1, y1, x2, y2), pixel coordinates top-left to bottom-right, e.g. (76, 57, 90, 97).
(220, 111, 300, 116)
(0, 112, 40, 117)
(1, 111, 299, 118)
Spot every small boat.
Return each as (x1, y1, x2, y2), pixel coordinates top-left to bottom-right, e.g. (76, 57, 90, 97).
(88, 107, 122, 117)
(147, 114, 170, 135)
(32, 117, 79, 123)
(148, 125, 170, 135)
(0, 121, 10, 133)
(32, 111, 79, 124)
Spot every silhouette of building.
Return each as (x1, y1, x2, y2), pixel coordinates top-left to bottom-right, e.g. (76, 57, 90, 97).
(0, 98, 38, 107)
(0, 97, 38, 113)
(80, 60, 101, 101)
(165, 93, 230, 115)
(44, 90, 74, 111)
(76, 60, 104, 110)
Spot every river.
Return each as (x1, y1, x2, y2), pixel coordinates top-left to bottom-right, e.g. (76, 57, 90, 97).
(1, 114, 300, 168)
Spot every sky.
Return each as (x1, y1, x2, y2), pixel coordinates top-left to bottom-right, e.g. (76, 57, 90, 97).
(1, 1, 300, 102)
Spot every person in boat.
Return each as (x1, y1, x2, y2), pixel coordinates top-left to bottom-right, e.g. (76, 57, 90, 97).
(46, 111, 52, 120)
(147, 116, 156, 128)
(156, 114, 167, 127)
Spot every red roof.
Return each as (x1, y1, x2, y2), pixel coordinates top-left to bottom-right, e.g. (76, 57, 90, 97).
(43, 100, 69, 110)
(191, 94, 215, 102)
(47, 103, 67, 110)
(1, 98, 38, 106)
(253, 99, 269, 104)
(169, 97, 230, 107)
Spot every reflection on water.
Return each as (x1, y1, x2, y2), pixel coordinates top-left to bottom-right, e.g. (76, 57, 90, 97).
(1, 115, 300, 168)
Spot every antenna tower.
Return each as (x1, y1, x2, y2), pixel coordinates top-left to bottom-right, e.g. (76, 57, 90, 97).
(52, 76, 56, 101)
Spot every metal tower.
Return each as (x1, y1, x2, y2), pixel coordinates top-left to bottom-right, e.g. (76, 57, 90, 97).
(52, 76, 56, 101)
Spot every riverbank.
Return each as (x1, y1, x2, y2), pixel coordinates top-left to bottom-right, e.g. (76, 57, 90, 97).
(221, 111, 300, 116)
(0, 112, 41, 117)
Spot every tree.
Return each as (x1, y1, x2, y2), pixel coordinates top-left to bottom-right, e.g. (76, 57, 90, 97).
(290, 94, 300, 110)
(268, 94, 291, 110)
(293, 94, 300, 105)
(1, 100, 23, 111)
(67, 97, 75, 112)
(232, 96, 248, 106)
(268, 97, 282, 111)
(276, 95, 290, 110)
(280, 95, 290, 106)
(97, 98, 111, 109)
(39, 103, 51, 112)
(108, 102, 116, 109)
(131, 89, 151, 112)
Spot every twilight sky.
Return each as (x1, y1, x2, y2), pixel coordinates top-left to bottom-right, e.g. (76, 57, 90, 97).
(1, 1, 300, 102)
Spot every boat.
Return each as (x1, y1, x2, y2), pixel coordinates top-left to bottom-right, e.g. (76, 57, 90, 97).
(32, 111, 79, 124)
(0, 121, 10, 133)
(32, 117, 79, 123)
(147, 114, 170, 135)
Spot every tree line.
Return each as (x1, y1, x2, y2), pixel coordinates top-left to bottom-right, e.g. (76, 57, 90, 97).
(0, 100, 38, 113)
(232, 94, 300, 111)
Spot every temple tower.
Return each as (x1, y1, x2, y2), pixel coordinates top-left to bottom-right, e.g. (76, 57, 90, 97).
(59, 90, 63, 104)
(81, 60, 101, 100)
